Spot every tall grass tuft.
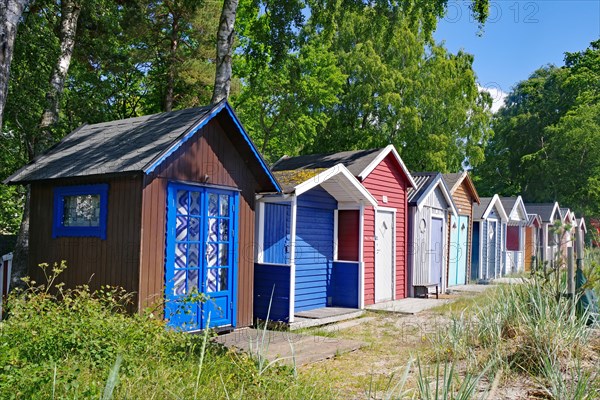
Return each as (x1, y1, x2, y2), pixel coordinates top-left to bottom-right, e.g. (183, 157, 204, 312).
(0, 263, 332, 399)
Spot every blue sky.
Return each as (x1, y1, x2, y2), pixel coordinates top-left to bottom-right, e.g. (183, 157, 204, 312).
(434, 1, 600, 110)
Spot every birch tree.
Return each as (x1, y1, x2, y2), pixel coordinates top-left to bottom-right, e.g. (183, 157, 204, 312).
(12, 0, 81, 289)
(37, 0, 80, 148)
(211, 0, 238, 103)
(0, 0, 31, 130)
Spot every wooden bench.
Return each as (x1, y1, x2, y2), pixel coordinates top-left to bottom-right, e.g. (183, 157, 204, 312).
(414, 283, 439, 299)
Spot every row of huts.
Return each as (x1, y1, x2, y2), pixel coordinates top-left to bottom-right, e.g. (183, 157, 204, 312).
(2, 102, 588, 331)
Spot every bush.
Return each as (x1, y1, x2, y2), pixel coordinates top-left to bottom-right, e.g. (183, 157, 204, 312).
(0, 262, 332, 399)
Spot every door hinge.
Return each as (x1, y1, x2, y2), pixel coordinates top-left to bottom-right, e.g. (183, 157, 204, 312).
(230, 301, 234, 310)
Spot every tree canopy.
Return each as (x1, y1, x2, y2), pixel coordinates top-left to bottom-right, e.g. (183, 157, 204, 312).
(0, 0, 495, 233)
(475, 40, 600, 217)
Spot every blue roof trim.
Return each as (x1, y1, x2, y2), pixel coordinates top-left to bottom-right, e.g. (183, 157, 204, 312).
(222, 103, 281, 192)
(143, 101, 281, 192)
(144, 102, 226, 174)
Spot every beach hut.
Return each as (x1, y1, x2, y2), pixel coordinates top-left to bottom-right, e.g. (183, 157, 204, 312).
(407, 173, 458, 297)
(500, 196, 529, 274)
(442, 172, 480, 287)
(471, 195, 509, 281)
(263, 145, 415, 319)
(524, 213, 543, 272)
(524, 203, 562, 265)
(4, 100, 281, 332)
(253, 165, 377, 324)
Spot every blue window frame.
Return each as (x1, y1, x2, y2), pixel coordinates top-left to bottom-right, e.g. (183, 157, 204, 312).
(52, 184, 109, 239)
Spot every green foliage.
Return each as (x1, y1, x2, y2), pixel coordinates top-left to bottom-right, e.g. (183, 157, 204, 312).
(475, 40, 600, 218)
(0, 263, 333, 399)
(236, 1, 492, 168)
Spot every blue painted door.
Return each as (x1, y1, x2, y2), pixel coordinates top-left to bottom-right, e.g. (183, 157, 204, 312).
(429, 217, 444, 286)
(448, 215, 469, 286)
(165, 183, 237, 331)
(471, 222, 480, 281)
(486, 220, 497, 279)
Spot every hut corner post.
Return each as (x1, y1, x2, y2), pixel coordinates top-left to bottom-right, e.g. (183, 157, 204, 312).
(575, 225, 585, 293)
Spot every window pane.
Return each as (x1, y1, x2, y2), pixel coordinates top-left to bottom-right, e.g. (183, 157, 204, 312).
(176, 190, 188, 215)
(175, 243, 187, 269)
(219, 219, 229, 241)
(187, 269, 200, 293)
(176, 216, 188, 241)
(207, 218, 218, 242)
(188, 218, 201, 241)
(220, 195, 229, 216)
(188, 243, 200, 267)
(208, 193, 218, 216)
(206, 268, 228, 292)
(219, 244, 229, 266)
(190, 191, 201, 215)
(173, 269, 186, 295)
(62, 194, 101, 227)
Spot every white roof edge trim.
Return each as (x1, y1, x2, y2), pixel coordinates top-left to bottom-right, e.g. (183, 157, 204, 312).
(293, 164, 378, 206)
(415, 175, 458, 219)
(549, 202, 562, 221)
(357, 144, 417, 188)
(482, 194, 509, 221)
(511, 196, 528, 221)
(579, 217, 587, 233)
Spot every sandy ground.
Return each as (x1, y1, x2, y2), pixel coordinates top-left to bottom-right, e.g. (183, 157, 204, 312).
(298, 293, 600, 399)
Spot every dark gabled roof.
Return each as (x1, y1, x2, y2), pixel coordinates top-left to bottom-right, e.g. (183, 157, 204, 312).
(6, 106, 210, 182)
(441, 171, 480, 204)
(272, 168, 327, 193)
(5, 101, 281, 191)
(500, 197, 518, 213)
(407, 172, 438, 204)
(441, 173, 463, 191)
(272, 148, 383, 177)
(473, 197, 493, 220)
(524, 203, 559, 223)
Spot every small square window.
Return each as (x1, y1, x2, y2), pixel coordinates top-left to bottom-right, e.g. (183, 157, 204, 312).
(53, 184, 108, 239)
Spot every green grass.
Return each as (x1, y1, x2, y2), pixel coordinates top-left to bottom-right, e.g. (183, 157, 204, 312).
(0, 263, 333, 399)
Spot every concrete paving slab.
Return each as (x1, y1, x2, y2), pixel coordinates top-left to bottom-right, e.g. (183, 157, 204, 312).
(289, 308, 364, 330)
(365, 298, 451, 314)
(215, 328, 366, 366)
(295, 307, 359, 319)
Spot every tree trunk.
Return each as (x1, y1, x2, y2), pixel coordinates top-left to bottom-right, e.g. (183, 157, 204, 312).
(10, 187, 29, 289)
(164, 15, 179, 112)
(11, 0, 80, 290)
(211, 0, 238, 104)
(0, 0, 30, 131)
(39, 0, 81, 134)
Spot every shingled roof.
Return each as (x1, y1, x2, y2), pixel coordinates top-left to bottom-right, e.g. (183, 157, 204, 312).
(441, 173, 463, 192)
(473, 195, 508, 220)
(5, 101, 280, 191)
(472, 197, 493, 220)
(272, 148, 384, 177)
(441, 171, 480, 204)
(524, 203, 561, 223)
(271, 144, 416, 187)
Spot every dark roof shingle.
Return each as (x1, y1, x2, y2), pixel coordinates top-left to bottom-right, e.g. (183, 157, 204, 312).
(6, 106, 213, 183)
(524, 203, 559, 222)
(271, 148, 384, 177)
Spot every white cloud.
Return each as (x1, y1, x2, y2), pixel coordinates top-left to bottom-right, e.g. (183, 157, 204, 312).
(478, 84, 508, 113)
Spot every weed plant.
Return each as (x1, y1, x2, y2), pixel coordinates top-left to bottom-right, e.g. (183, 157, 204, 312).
(0, 262, 332, 399)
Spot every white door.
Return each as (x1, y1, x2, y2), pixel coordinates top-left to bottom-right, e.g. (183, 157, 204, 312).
(375, 210, 394, 302)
